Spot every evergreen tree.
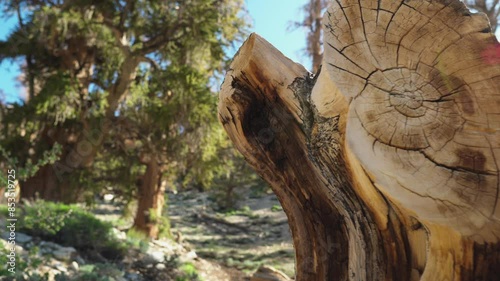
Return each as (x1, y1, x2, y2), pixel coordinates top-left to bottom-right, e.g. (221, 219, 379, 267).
(0, 0, 250, 237)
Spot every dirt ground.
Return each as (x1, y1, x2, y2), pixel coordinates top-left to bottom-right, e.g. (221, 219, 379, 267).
(167, 189, 296, 279)
(89, 187, 296, 280)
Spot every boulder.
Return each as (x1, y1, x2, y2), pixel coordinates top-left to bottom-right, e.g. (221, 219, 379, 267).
(16, 232, 33, 244)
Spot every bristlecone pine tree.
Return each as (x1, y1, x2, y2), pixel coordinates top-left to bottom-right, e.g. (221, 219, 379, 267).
(219, 0, 500, 280)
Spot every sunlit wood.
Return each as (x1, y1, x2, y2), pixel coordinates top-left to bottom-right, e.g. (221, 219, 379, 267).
(219, 0, 500, 279)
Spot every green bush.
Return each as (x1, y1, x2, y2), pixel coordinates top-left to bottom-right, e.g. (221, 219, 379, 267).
(20, 200, 127, 259)
(126, 228, 150, 252)
(0, 243, 46, 280)
(0, 205, 8, 216)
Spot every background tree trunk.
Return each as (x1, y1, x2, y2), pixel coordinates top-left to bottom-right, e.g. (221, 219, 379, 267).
(133, 156, 165, 238)
(218, 0, 500, 280)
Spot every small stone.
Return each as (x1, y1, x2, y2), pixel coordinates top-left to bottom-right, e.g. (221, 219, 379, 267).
(112, 228, 127, 240)
(15, 245, 24, 253)
(40, 241, 61, 250)
(55, 264, 68, 273)
(25, 241, 35, 249)
(124, 272, 143, 281)
(144, 249, 165, 264)
(179, 250, 197, 263)
(155, 263, 166, 270)
(103, 193, 115, 202)
(75, 256, 85, 265)
(71, 261, 79, 271)
(53, 246, 77, 261)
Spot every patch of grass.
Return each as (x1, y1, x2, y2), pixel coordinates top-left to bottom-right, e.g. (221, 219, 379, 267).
(222, 206, 259, 219)
(61, 263, 123, 281)
(126, 228, 150, 252)
(148, 208, 172, 239)
(271, 205, 283, 212)
(0, 204, 8, 216)
(111, 217, 131, 229)
(176, 262, 202, 281)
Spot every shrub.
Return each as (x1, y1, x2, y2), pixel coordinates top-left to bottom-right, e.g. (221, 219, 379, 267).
(20, 200, 127, 259)
(0, 243, 46, 280)
(176, 262, 202, 281)
(126, 228, 150, 252)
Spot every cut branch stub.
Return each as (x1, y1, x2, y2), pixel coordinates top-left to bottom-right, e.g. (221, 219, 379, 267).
(219, 0, 500, 280)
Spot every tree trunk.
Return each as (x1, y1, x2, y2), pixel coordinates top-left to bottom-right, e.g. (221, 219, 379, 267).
(218, 1, 500, 280)
(133, 157, 165, 239)
(309, 0, 325, 73)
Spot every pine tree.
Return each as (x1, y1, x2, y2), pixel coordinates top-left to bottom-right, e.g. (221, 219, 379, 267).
(0, 0, 249, 237)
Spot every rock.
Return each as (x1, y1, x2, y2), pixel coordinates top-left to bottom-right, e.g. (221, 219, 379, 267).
(25, 241, 35, 249)
(250, 265, 291, 281)
(155, 263, 166, 270)
(52, 246, 77, 261)
(124, 272, 143, 281)
(179, 250, 197, 263)
(16, 232, 32, 244)
(144, 249, 165, 264)
(54, 264, 68, 273)
(152, 239, 179, 251)
(75, 256, 86, 265)
(40, 241, 62, 250)
(15, 244, 24, 253)
(112, 228, 127, 240)
(103, 193, 115, 202)
(71, 261, 79, 271)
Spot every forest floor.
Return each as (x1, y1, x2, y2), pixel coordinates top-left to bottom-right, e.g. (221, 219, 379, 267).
(93, 188, 296, 280)
(0, 188, 295, 281)
(167, 189, 296, 279)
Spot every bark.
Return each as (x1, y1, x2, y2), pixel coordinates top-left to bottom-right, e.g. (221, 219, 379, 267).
(133, 157, 165, 239)
(218, 0, 500, 280)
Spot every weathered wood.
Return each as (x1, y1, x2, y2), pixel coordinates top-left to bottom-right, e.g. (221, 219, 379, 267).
(219, 0, 500, 280)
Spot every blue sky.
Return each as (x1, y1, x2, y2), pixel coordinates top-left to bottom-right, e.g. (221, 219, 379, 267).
(0, 14, 22, 104)
(0, 0, 308, 104)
